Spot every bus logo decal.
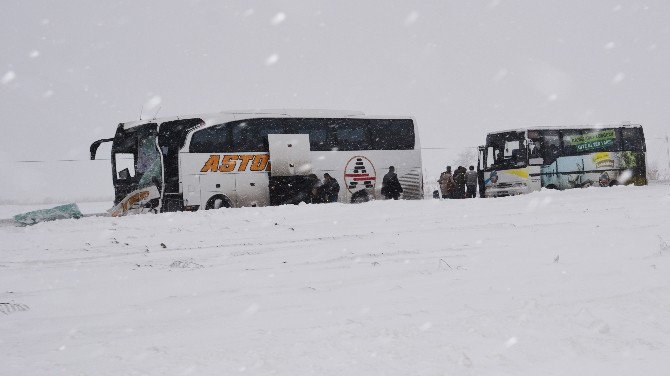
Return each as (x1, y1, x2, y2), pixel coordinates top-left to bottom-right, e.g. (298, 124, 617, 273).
(200, 154, 271, 173)
(344, 156, 376, 192)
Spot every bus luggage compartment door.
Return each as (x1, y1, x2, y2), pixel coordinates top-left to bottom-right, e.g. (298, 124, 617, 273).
(267, 134, 312, 206)
(267, 134, 312, 176)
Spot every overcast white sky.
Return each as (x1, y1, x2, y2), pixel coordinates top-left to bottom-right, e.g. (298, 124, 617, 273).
(1, 0, 669, 166)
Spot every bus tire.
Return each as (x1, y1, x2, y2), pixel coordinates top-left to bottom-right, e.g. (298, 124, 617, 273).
(546, 184, 558, 190)
(609, 180, 619, 187)
(205, 195, 231, 210)
(351, 190, 370, 204)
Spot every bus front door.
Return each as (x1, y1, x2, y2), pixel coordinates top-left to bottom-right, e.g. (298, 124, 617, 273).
(267, 134, 312, 205)
(477, 146, 486, 197)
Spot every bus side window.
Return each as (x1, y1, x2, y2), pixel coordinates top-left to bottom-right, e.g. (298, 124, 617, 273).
(541, 131, 561, 164)
(190, 123, 233, 153)
(291, 118, 336, 151)
(254, 118, 285, 152)
(231, 118, 285, 152)
(369, 119, 415, 150)
(528, 141, 539, 159)
(527, 130, 541, 161)
(333, 119, 372, 151)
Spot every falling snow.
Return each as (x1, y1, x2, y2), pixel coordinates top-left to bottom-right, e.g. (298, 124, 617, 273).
(271, 12, 286, 25)
(265, 53, 279, 66)
(404, 11, 419, 26)
(612, 72, 626, 84)
(145, 95, 162, 109)
(1, 70, 16, 84)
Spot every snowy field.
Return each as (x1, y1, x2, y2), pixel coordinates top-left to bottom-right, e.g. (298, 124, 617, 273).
(1, 184, 670, 375)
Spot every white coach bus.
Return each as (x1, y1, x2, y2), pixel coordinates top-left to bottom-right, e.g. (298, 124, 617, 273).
(477, 124, 647, 198)
(91, 110, 423, 215)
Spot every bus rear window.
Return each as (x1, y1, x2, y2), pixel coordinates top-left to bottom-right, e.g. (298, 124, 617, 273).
(621, 128, 645, 152)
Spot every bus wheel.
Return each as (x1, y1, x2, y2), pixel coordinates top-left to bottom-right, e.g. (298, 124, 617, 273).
(546, 184, 558, 190)
(205, 195, 231, 210)
(351, 190, 370, 204)
(609, 180, 619, 187)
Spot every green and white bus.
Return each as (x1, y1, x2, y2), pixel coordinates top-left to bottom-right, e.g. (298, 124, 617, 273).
(477, 124, 647, 197)
(91, 110, 423, 216)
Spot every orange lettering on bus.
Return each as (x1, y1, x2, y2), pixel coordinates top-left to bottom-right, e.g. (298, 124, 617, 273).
(121, 190, 150, 212)
(200, 155, 220, 172)
(237, 155, 255, 172)
(250, 155, 269, 171)
(219, 155, 238, 172)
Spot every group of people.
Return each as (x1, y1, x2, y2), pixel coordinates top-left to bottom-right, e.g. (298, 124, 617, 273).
(438, 165, 478, 199)
(295, 165, 477, 203)
(299, 165, 404, 204)
(304, 173, 341, 204)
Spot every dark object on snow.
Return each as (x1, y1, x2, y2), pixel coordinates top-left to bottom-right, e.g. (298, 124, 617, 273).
(381, 166, 403, 200)
(13, 203, 83, 226)
(432, 190, 440, 199)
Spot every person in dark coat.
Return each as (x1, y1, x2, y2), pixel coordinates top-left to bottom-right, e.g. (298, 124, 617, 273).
(465, 165, 478, 198)
(301, 174, 321, 204)
(321, 173, 340, 203)
(452, 166, 467, 199)
(381, 166, 403, 200)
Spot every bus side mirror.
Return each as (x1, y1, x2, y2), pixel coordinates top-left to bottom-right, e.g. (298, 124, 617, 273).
(90, 138, 114, 160)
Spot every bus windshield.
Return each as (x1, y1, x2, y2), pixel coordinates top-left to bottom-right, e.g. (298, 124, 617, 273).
(111, 123, 162, 203)
(485, 131, 526, 170)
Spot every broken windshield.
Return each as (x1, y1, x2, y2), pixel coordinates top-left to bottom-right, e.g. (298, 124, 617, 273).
(485, 131, 527, 170)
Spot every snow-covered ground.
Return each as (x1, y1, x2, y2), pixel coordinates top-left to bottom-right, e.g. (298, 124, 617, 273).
(1, 184, 670, 375)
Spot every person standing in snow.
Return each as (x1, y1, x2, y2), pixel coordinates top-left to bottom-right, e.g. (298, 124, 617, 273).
(465, 165, 478, 198)
(381, 166, 403, 200)
(453, 166, 467, 199)
(438, 166, 454, 199)
(306, 174, 322, 204)
(321, 173, 340, 203)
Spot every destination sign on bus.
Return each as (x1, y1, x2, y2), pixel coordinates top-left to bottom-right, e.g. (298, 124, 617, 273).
(570, 130, 616, 152)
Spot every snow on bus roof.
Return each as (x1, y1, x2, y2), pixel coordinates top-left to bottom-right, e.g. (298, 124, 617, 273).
(121, 109, 413, 130)
(487, 123, 643, 135)
(222, 109, 365, 117)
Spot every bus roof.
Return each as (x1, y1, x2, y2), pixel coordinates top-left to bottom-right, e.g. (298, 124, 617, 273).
(119, 109, 415, 131)
(486, 123, 643, 136)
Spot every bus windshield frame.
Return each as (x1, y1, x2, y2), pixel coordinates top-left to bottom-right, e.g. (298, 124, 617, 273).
(111, 123, 162, 204)
(484, 131, 527, 170)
